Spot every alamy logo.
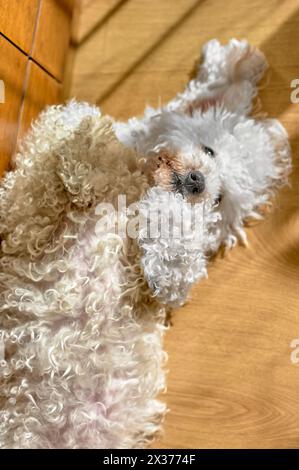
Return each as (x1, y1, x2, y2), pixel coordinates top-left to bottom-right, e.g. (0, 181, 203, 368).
(290, 339, 299, 364)
(94, 194, 205, 243)
(290, 79, 299, 104)
(0, 80, 5, 103)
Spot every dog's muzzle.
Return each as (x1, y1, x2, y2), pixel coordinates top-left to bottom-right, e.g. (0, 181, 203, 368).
(184, 171, 205, 195)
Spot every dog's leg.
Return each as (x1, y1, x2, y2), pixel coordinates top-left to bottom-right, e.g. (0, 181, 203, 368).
(114, 39, 268, 153)
(168, 38, 268, 116)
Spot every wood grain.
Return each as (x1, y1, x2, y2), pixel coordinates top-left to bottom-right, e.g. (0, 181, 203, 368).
(0, 36, 27, 175)
(66, 0, 299, 448)
(32, 0, 73, 80)
(17, 59, 61, 139)
(0, 0, 40, 53)
(71, 0, 122, 45)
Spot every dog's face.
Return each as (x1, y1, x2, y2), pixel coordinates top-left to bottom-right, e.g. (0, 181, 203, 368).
(145, 144, 220, 204)
(143, 110, 223, 205)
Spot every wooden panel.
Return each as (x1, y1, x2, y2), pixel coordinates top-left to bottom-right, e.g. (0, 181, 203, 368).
(0, 0, 40, 54)
(17, 60, 61, 139)
(70, 0, 299, 119)
(0, 37, 27, 176)
(68, 0, 299, 448)
(32, 0, 72, 81)
(71, 0, 123, 45)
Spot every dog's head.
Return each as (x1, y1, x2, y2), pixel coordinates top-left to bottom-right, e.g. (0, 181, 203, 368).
(134, 108, 230, 306)
(139, 109, 225, 207)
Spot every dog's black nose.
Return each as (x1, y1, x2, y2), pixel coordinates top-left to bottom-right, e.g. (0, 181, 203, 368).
(185, 171, 205, 195)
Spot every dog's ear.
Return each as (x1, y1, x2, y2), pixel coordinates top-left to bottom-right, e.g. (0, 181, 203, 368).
(113, 106, 158, 154)
(0, 101, 103, 256)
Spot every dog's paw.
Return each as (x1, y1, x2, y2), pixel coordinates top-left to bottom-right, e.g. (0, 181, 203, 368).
(222, 225, 248, 253)
(199, 39, 267, 86)
(223, 232, 238, 251)
(231, 41, 268, 84)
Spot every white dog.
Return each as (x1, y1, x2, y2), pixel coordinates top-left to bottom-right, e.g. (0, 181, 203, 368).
(117, 38, 291, 306)
(0, 39, 291, 448)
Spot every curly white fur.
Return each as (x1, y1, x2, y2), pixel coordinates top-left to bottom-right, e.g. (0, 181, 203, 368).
(138, 188, 221, 306)
(0, 39, 291, 448)
(116, 39, 291, 303)
(0, 103, 167, 448)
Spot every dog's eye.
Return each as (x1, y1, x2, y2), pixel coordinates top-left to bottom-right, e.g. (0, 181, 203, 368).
(203, 145, 215, 158)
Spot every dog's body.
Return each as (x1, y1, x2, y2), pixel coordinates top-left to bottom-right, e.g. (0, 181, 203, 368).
(0, 39, 291, 448)
(0, 107, 168, 448)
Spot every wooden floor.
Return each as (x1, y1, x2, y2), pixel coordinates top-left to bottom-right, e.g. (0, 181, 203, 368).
(66, 0, 299, 448)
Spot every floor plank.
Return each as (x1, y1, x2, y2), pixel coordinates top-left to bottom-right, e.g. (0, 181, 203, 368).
(0, 37, 27, 175)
